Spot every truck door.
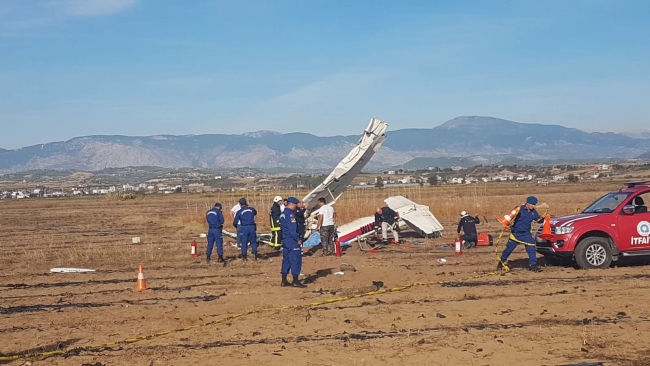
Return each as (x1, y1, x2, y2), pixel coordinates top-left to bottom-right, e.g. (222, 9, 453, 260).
(617, 192, 650, 251)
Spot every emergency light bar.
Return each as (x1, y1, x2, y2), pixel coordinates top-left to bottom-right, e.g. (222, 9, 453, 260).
(624, 181, 650, 188)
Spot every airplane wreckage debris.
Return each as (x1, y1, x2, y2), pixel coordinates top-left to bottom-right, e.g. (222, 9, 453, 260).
(223, 118, 444, 248)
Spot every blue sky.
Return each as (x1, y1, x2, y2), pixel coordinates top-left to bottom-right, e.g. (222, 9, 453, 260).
(0, 0, 648, 149)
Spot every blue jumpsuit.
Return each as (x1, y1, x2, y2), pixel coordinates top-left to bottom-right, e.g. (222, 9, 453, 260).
(280, 207, 302, 276)
(234, 206, 258, 257)
(206, 208, 225, 257)
(500, 205, 543, 266)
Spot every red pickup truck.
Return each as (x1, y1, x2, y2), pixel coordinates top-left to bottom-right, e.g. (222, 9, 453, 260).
(535, 181, 650, 269)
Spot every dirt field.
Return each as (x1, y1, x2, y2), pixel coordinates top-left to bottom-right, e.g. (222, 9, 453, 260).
(2, 183, 650, 365)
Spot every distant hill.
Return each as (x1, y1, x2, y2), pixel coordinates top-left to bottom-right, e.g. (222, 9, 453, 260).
(396, 157, 480, 169)
(497, 157, 624, 166)
(638, 151, 650, 160)
(622, 131, 650, 139)
(1, 116, 648, 173)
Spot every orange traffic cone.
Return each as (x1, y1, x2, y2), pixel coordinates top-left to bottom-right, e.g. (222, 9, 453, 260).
(539, 215, 554, 240)
(498, 207, 520, 228)
(135, 264, 147, 291)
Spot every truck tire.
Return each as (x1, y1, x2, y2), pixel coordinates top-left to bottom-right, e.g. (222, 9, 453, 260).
(574, 237, 612, 269)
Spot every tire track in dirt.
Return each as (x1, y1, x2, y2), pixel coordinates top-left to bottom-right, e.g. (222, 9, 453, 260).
(1, 272, 263, 290)
(39, 314, 637, 361)
(0, 293, 226, 315)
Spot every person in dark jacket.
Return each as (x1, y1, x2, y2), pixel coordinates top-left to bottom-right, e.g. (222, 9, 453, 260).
(269, 196, 283, 248)
(457, 211, 480, 248)
(295, 199, 307, 240)
(280, 197, 306, 288)
(498, 196, 545, 272)
(375, 207, 399, 244)
(206, 202, 225, 264)
(233, 198, 258, 262)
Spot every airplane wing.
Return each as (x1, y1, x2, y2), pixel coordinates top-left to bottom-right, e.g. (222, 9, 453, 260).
(385, 196, 444, 238)
(302, 118, 388, 212)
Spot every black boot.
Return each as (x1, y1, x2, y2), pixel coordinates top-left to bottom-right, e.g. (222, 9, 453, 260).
(528, 265, 542, 272)
(292, 275, 306, 288)
(206, 256, 211, 264)
(253, 252, 258, 261)
(217, 255, 224, 263)
(242, 255, 248, 262)
(281, 274, 290, 287)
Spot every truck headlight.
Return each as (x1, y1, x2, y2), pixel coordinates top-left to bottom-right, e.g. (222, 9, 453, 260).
(555, 226, 574, 235)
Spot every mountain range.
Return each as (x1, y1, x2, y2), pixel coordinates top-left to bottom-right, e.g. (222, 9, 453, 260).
(1, 116, 649, 173)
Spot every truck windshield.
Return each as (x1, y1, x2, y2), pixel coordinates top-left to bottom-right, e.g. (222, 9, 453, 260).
(583, 192, 631, 213)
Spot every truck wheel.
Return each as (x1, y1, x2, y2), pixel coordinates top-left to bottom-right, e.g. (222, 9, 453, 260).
(574, 237, 612, 269)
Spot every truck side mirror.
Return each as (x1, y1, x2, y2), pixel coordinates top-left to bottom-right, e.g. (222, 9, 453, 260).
(622, 204, 635, 215)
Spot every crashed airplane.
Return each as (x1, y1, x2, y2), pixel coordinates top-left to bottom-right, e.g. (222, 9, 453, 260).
(301, 119, 444, 246)
(225, 118, 444, 247)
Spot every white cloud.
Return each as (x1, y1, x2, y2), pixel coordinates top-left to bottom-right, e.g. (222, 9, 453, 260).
(0, 0, 137, 34)
(61, 0, 137, 17)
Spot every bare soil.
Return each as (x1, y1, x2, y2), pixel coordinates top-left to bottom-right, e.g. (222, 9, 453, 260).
(2, 189, 650, 366)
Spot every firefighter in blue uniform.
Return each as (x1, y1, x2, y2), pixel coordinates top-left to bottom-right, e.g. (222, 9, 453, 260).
(206, 202, 225, 264)
(280, 197, 306, 288)
(233, 198, 258, 261)
(269, 196, 283, 248)
(498, 196, 545, 272)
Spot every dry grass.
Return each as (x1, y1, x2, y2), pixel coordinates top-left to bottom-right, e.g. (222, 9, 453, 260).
(0, 181, 626, 272)
(176, 181, 620, 231)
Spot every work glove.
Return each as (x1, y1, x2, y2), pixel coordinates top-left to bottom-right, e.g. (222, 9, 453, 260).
(537, 202, 549, 209)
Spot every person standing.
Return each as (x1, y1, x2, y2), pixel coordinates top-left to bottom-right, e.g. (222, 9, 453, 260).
(269, 196, 283, 248)
(206, 202, 225, 264)
(295, 199, 307, 240)
(457, 211, 481, 248)
(316, 198, 336, 256)
(498, 196, 545, 272)
(231, 201, 242, 249)
(375, 207, 400, 244)
(233, 198, 258, 261)
(280, 197, 306, 288)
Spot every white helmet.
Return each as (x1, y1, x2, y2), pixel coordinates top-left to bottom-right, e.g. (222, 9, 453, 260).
(460, 211, 468, 217)
(273, 196, 283, 203)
